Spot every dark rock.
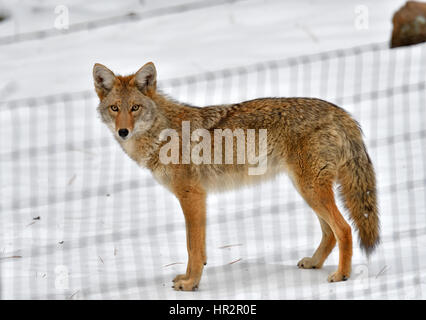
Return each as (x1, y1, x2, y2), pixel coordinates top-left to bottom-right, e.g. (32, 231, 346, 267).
(391, 1, 426, 48)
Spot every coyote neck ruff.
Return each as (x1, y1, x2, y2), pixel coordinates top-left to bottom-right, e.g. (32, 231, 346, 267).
(93, 62, 380, 291)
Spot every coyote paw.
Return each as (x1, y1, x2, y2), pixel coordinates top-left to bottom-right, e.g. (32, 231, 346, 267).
(327, 271, 349, 282)
(297, 257, 320, 269)
(172, 278, 199, 291)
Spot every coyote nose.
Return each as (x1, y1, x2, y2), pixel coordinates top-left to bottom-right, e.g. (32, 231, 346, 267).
(118, 128, 129, 138)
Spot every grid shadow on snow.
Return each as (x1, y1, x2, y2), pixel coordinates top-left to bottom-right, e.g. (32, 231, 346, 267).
(0, 41, 425, 299)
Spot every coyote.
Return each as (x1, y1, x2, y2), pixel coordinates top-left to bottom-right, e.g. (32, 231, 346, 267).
(93, 62, 379, 291)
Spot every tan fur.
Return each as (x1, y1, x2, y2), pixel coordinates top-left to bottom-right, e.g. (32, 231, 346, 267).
(93, 62, 380, 290)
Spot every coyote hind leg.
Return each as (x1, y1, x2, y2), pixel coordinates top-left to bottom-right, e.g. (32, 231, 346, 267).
(294, 172, 352, 282)
(297, 217, 336, 269)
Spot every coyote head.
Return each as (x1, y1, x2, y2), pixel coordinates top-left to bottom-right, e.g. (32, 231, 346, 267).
(93, 62, 157, 140)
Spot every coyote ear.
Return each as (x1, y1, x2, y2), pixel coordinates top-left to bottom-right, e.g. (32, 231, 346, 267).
(135, 62, 157, 96)
(93, 63, 116, 99)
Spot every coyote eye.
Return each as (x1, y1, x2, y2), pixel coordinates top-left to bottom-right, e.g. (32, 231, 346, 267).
(110, 105, 119, 112)
(131, 105, 141, 112)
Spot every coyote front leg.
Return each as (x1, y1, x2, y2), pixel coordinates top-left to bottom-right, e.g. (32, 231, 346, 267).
(172, 183, 206, 291)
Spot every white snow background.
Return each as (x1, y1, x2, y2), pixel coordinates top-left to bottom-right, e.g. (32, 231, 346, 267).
(0, 0, 425, 299)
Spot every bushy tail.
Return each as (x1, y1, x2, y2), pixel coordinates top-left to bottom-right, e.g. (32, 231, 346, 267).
(338, 142, 380, 256)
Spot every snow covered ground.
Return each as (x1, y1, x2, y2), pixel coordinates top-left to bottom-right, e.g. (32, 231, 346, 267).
(0, 0, 425, 299)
